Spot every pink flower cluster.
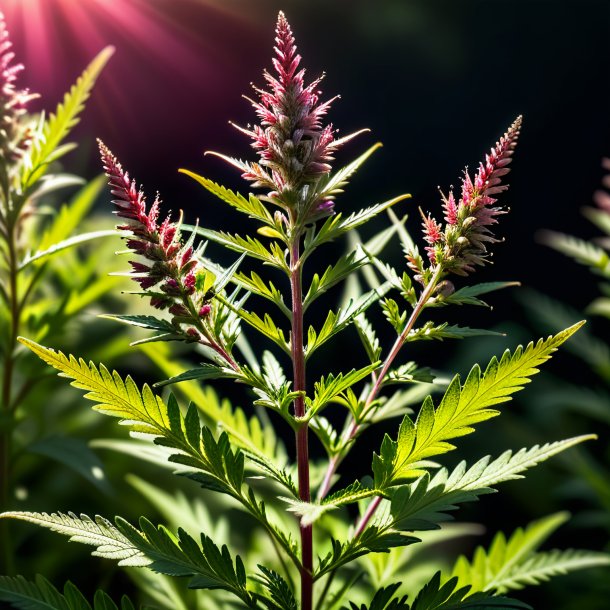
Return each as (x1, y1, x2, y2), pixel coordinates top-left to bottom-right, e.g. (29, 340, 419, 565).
(236, 12, 347, 217)
(98, 141, 211, 333)
(416, 116, 522, 279)
(0, 12, 36, 165)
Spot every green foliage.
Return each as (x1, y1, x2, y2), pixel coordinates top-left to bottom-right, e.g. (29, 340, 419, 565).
(0, 574, 137, 610)
(19, 47, 114, 195)
(450, 513, 610, 594)
(372, 323, 583, 487)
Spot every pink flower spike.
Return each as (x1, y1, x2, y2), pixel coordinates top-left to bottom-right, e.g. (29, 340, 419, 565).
(443, 190, 458, 225)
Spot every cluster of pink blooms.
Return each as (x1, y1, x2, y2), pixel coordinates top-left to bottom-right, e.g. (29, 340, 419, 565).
(0, 12, 36, 167)
(411, 116, 522, 281)
(98, 141, 212, 337)
(235, 12, 350, 219)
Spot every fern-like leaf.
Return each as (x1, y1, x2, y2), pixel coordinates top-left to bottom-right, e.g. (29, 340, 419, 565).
(0, 574, 137, 610)
(19, 47, 114, 194)
(450, 513, 610, 595)
(0, 511, 149, 566)
(373, 323, 583, 487)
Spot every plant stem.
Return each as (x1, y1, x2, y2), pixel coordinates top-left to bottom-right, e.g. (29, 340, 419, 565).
(290, 235, 313, 610)
(317, 267, 443, 501)
(1, 214, 18, 574)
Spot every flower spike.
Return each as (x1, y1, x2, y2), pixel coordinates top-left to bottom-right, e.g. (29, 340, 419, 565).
(420, 116, 522, 279)
(98, 140, 211, 336)
(0, 11, 37, 166)
(228, 12, 359, 220)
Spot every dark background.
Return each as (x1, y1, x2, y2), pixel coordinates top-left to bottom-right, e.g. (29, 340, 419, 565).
(3, 0, 610, 607)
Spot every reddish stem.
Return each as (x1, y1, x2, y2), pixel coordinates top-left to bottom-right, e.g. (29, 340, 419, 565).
(290, 236, 313, 610)
(317, 267, 443, 501)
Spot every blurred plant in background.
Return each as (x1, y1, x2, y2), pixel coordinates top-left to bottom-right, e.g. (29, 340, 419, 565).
(0, 10, 143, 580)
(497, 157, 610, 609)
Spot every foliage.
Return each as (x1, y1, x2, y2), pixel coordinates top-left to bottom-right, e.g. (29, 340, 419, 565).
(0, 11, 128, 579)
(1, 10, 606, 610)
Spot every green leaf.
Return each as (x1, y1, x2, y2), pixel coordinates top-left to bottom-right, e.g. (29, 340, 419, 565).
(28, 436, 112, 493)
(373, 323, 584, 486)
(34, 176, 107, 254)
(405, 323, 504, 343)
(253, 566, 297, 610)
(179, 171, 273, 225)
(184, 226, 289, 273)
(139, 343, 293, 495)
(354, 313, 382, 363)
(380, 436, 594, 533)
(0, 574, 138, 610)
(306, 285, 391, 359)
(346, 582, 409, 610)
(236, 309, 290, 354)
(539, 230, 610, 277)
(318, 143, 383, 199)
(304, 248, 369, 310)
(232, 270, 291, 319)
(409, 573, 530, 610)
(450, 513, 610, 595)
(437, 282, 520, 308)
(306, 363, 380, 420)
(0, 511, 149, 566)
(152, 364, 230, 387)
(17, 338, 247, 497)
(305, 194, 411, 253)
(20, 47, 114, 194)
(19, 230, 118, 270)
(0, 514, 256, 607)
(381, 298, 408, 334)
(117, 517, 254, 604)
(316, 529, 418, 580)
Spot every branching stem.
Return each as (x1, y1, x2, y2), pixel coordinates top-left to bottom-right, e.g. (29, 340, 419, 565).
(317, 266, 443, 501)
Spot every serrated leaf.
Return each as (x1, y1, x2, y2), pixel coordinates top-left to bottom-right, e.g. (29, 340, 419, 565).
(179, 171, 273, 225)
(0, 574, 138, 610)
(19, 47, 114, 194)
(306, 284, 391, 359)
(409, 573, 530, 610)
(306, 363, 380, 420)
(346, 582, 409, 610)
(305, 194, 411, 252)
(184, 226, 289, 272)
(253, 566, 297, 610)
(379, 436, 595, 534)
(236, 309, 290, 354)
(406, 323, 503, 343)
(450, 513, 610, 595)
(373, 324, 583, 486)
(539, 230, 610, 277)
(318, 143, 383, 199)
(152, 364, 230, 387)
(438, 282, 520, 308)
(0, 511, 149, 566)
(232, 270, 291, 318)
(354, 313, 382, 363)
(304, 248, 369, 310)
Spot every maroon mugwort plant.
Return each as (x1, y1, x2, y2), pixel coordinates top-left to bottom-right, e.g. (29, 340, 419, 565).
(4, 11, 607, 610)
